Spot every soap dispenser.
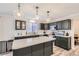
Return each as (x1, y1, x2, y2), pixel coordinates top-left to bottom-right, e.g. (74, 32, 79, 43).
(66, 32, 69, 36)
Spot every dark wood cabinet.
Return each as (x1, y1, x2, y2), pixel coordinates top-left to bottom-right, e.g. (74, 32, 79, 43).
(56, 21, 62, 30)
(61, 19, 71, 30)
(55, 36, 71, 50)
(32, 44, 44, 56)
(40, 23, 50, 30)
(0, 42, 2, 54)
(44, 42, 53, 56)
(13, 41, 53, 56)
(13, 47, 32, 56)
(40, 23, 45, 30)
(0, 41, 6, 54)
(15, 20, 26, 30)
(49, 19, 71, 30)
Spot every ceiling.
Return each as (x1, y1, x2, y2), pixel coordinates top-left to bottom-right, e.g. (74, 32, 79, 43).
(0, 3, 79, 20)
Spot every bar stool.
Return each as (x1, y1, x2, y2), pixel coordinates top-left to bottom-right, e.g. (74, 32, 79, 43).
(74, 34, 79, 45)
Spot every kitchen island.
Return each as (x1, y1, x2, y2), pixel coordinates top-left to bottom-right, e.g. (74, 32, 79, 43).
(12, 36, 55, 56)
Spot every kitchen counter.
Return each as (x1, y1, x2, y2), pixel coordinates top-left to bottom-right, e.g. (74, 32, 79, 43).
(0, 39, 14, 41)
(55, 35, 71, 38)
(12, 36, 56, 50)
(13, 36, 55, 56)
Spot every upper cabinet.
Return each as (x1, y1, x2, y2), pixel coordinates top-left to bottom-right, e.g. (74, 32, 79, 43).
(15, 20, 26, 30)
(61, 19, 71, 30)
(40, 23, 50, 30)
(40, 23, 45, 30)
(56, 21, 62, 30)
(49, 19, 71, 30)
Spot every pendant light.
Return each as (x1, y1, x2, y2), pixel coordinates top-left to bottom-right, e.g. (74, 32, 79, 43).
(35, 6, 40, 20)
(46, 10, 51, 22)
(30, 6, 39, 23)
(47, 11, 50, 17)
(17, 3, 21, 17)
(36, 6, 39, 15)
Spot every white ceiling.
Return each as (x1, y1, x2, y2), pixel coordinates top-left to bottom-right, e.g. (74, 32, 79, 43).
(0, 3, 79, 20)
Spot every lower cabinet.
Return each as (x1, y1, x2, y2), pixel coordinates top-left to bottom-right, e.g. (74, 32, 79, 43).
(44, 42, 53, 56)
(0, 41, 6, 54)
(13, 41, 53, 56)
(0, 42, 2, 54)
(32, 44, 43, 56)
(13, 47, 32, 56)
(55, 36, 71, 50)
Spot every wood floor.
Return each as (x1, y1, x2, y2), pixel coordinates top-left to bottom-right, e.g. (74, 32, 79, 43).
(52, 45, 79, 56)
(0, 45, 79, 56)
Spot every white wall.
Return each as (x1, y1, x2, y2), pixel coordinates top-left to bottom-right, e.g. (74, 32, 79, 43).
(0, 15, 40, 41)
(0, 16, 14, 41)
(0, 16, 27, 41)
(0, 17, 3, 40)
(72, 18, 79, 35)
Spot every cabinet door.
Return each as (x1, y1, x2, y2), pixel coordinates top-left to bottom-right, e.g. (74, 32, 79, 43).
(1, 41, 6, 53)
(40, 23, 50, 30)
(62, 19, 71, 30)
(13, 47, 32, 56)
(46, 23, 50, 30)
(0, 42, 2, 54)
(32, 44, 43, 56)
(40, 23, 45, 30)
(55, 37, 71, 50)
(55, 37, 61, 46)
(56, 22, 62, 30)
(44, 42, 53, 56)
(61, 37, 71, 50)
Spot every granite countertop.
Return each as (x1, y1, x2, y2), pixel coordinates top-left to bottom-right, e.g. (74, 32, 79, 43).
(12, 36, 56, 50)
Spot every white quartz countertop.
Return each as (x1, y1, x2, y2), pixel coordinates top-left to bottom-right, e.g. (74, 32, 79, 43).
(55, 35, 71, 38)
(12, 36, 56, 50)
(0, 39, 14, 41)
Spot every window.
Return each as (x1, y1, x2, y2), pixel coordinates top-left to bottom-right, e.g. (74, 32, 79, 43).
(27, 22, 39, 33)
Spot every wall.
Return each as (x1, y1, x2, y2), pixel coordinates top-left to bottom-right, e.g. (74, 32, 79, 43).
(72, 18, 79, 35)
(0, 16, 3, 40)
(0, 15, 40, 41)
(0, 16, 27, 41)
(0, 16, 14, 41)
